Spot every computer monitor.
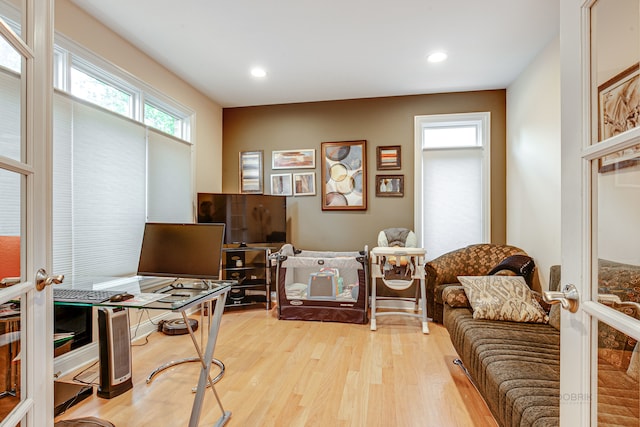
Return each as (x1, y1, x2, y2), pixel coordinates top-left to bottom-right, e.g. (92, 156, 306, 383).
(136, 222, 225, 280)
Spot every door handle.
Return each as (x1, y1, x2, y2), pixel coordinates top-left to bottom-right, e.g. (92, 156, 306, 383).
(543, 284, 579, 313)
(35, 268, 64, 291)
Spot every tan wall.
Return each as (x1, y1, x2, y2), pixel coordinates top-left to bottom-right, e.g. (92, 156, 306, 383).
(223, 91, 507, 252)
(55, 0, 224, 197)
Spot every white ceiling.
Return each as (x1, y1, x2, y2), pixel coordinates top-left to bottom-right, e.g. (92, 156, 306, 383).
(70, 0, 559, 108)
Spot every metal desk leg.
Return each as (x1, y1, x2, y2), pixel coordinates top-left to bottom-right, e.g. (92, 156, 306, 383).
(146, 301, 225, 386)
(189, 291, 231, 427)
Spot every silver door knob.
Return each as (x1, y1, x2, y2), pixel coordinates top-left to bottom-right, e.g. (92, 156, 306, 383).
(35, 268, 64, 291)
(543, 284, 579, 313)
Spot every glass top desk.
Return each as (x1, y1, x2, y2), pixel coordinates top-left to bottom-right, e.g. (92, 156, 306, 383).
(53, 276, 234, 427)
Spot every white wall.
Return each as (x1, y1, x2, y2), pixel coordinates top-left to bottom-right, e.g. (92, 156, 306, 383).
(55, 0, 224, 197)
(506, 37, 561, 289)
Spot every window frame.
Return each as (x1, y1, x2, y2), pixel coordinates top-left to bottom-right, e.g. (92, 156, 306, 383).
(413, 112, 491, 254)
(53, 34, 193, 142)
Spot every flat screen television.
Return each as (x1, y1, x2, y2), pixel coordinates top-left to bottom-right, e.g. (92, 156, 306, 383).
(197, 193, 287, 245)
(136, 222, 225, 279)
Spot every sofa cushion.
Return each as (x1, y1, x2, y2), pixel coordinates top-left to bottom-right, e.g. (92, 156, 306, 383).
(444, 306, 560, 427)
(458, 276, 549, 323)
(441, 285, 471, 308)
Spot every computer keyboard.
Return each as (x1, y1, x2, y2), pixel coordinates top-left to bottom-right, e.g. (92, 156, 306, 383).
(53, 288, 122, 304)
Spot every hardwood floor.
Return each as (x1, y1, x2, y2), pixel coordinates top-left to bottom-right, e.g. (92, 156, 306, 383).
(54, 307, 497, 427)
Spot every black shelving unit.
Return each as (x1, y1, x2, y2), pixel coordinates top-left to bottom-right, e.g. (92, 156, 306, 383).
(222, 246, 272, 309)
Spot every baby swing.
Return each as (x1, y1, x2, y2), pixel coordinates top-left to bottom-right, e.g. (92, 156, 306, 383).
(370, 228, 428, 334)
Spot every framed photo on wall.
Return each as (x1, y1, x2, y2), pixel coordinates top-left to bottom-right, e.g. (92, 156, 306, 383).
(239, 150, 263, 194)
(293, 172, 316, 196)
(375, 174, 404, 197)
(376, 145, 401, 170)
(272, 149, 315, 169)
(320, 140, 367, 210)
(270, 173, 293, 196)
(598, 63, 640, 142)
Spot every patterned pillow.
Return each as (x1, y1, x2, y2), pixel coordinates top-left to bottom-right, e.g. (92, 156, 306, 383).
(458, 275, 549, 323)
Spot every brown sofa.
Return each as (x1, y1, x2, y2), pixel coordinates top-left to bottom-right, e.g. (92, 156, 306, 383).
(444, 264, 640, 427)
(425, 243, 535, 323)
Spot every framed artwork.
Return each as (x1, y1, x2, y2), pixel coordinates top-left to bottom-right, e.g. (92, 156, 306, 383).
(320, 140, 367, 210)
(599, 144, 640, 173)
(293, 172, 316, 196)
(376, 175, 404, 197)
(598, 63, 640, 142)
(376, 145, 401, 170)
(239, 150, 263, 194)
(272, 149, 316, 169)
(270, 173, 293, 196)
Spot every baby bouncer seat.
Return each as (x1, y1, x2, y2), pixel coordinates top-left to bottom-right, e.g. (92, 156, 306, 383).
(370, 228, 429, 334)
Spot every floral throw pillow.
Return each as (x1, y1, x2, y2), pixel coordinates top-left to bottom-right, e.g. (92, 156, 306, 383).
(458, 275, 549, 323)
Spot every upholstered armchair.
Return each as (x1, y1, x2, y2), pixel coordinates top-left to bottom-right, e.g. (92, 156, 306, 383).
(425, 243, 537, 323)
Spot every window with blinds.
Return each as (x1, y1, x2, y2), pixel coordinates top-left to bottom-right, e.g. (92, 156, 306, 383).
(53, 93, 193, 279)
(414, 113, 491, 260)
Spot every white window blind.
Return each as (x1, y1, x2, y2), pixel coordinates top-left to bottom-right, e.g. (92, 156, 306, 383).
(53, 93, 192, 279)
(421, 148, 484, 259)
(147, 130, 192, 223)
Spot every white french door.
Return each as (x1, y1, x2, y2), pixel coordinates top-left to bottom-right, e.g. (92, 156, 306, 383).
(561, 0, 640, 425)
(0, 0, 53, 426)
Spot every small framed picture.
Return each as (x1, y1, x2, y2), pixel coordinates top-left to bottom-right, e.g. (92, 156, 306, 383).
(376, 145, 401, 170)
(293, 172, 316, 196)
(239, 150, 263, 194)
(270, 173, 293, 196)
(272, 149, 316, 169)
(376, 175, 404, 197)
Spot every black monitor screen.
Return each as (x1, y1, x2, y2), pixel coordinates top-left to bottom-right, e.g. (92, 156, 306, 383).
(137, 222, 225, 279)
(197, 193, 286, 245)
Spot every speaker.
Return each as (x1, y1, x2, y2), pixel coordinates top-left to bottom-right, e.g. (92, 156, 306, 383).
(97, 307, 133, 399)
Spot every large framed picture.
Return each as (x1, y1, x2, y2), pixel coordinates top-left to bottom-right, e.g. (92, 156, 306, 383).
(272, 149, 315, 169)
(270, 173, 293, 196)
(598, 63, 640, 142)
(320, 140, 367, 210)
(239, 150, 263, 194)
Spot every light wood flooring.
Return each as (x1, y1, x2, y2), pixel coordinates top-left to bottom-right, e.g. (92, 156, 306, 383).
(54, 307, 497, 427)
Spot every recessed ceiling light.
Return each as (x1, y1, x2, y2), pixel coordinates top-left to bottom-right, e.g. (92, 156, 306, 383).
(427, 52, 447, 63)
(251, 67, 267, 78)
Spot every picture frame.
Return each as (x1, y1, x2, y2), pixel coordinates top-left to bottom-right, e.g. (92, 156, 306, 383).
(270, 173, 293, 196)
(320, 140, 367, 210)
(272, 149, 316, 169)
(375, 175, 404, 197)
(599, 144, 640, 173)
(598, 63, 640, 143)
(239, 150, 263, 194)
(376, 145, 401, 170)
(293, 172, 316, 196)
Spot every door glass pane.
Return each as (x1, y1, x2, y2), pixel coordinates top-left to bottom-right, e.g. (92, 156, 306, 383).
(0, 42, 21, 162)
(0, 300, 21, 419)
(0, 168, 21, 421)
(597, 319, 640, 425)
(0, 168, 20, 282)
(590, 0, 640, 144)
(596, 148, 640, 305)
